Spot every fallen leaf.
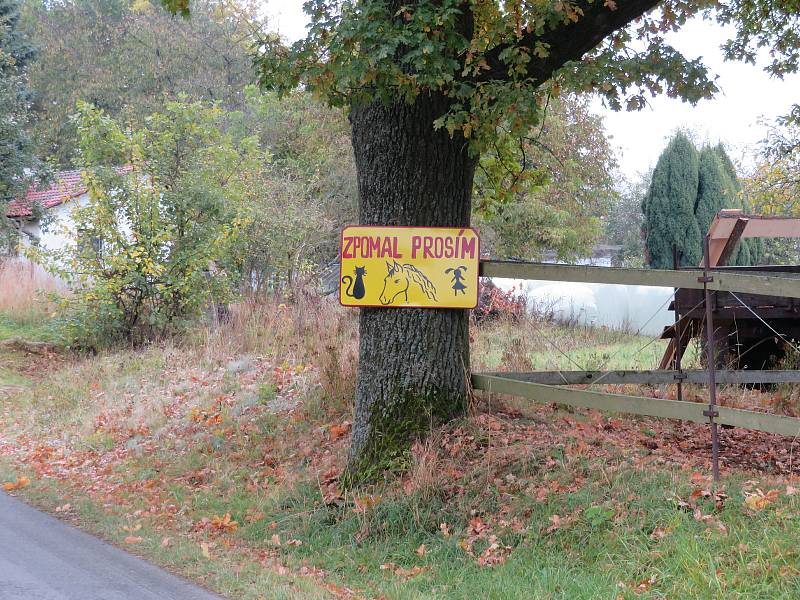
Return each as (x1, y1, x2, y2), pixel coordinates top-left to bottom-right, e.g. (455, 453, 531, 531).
(161, 537, 171, 547)
(380, 562, 424, 578)
(3, 476, 30, 491)
(744, 488, 780, 511)
(285, 539, 302, 546)
(245, 509, 265, 524)
(649, 526, 672, 540)
(546, 514, 562, 533)
(210, 513, 238, 533)
(459, 538, 473, 555)
(328, 421, 351, 441)
(353, 494, 382, 514)
(271, 534, 281, 546)
(468, 517, 488, 535)
(124, 536, 143, 544)
(439, 522, 450, 537)
(416, 543, 426, 557)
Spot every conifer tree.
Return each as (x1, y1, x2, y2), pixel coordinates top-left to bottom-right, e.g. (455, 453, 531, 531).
(695, 147, 731, 237)
(643, 133, 702, 268)
(713, 144, 762, 265)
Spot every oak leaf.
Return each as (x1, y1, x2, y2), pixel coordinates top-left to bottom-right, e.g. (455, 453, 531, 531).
(210, 513, 238, 532)
(3, 476, 30, 491)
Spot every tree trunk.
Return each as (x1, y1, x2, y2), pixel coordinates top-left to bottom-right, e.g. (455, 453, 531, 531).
(345, 92, 477, 483)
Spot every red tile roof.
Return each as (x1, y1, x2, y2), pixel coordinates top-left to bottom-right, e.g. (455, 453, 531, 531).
(6, 170, 86, 219)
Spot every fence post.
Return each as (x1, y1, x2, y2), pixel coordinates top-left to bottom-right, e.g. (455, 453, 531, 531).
(701, 235, 721, 483)
(673, 245, 684, 402)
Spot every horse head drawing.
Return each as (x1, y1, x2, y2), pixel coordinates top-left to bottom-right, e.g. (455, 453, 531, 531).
(380, 261, 438, 305)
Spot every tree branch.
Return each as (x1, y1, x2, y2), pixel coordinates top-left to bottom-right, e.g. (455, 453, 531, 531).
(476, 0, 661, 84)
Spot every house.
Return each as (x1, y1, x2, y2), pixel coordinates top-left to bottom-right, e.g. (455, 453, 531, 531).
(5, 169, 89, 253)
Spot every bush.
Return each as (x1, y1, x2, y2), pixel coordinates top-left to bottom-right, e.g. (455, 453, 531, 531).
(35, 101, 264, 348)
(472, 278, 526, 324)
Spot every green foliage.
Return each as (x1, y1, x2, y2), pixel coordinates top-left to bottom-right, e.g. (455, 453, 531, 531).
(694, 147, 731, 238)
(711, 144, 762, 265)
(229, 88, 357, 288)
(718, 0, 800, 80)
(36, 100, 265, 348)
(22, 0, 267, 165)
(642, 133, 701, 268)
(0, 0, 38, 241)
(744, 122, 800, 264)
(475, 96, 617, 260)
(642, 138, 759, 268)
(605, 174, 648, 267)
(746, 122, 800, 219)
(249, 0, 720, 155)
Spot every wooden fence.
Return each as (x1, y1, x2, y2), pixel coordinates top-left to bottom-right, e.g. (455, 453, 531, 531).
(472, 260, 800, 439)
(479, 260, 800, 299)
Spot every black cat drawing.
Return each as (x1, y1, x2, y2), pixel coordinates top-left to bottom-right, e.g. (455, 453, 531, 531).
(342, 266, 367, 300)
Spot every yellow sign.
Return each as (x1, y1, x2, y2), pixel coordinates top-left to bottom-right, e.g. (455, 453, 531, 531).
(339, 226, 480, 309)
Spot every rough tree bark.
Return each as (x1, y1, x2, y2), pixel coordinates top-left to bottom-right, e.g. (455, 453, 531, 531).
(342, 0, 670, 481)
(345, 92, 477, 480)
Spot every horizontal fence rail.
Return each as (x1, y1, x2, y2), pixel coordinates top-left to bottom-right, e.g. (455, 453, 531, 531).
(472, 374, 800, 438)
(482, 370, 800, 386)
(479, 260, 800, 300)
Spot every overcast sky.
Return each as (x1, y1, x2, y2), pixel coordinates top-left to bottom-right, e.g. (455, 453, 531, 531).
(263, 2, 799, 182)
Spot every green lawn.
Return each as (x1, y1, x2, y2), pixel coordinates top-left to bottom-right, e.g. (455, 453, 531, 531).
(473, 317, 702, 372)
(0, 312, 57, 343)
(5, 428, 797, 599)
(256, 467, 799, 599)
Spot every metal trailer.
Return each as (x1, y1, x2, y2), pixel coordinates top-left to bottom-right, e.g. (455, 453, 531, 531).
(659, 210, 800, 371)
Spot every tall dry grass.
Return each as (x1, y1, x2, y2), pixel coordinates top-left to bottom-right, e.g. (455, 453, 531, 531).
(202, 292, 359, 416)
(0, 258, 66, 322)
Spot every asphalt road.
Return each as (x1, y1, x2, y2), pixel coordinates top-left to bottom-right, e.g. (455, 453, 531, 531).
(0, 491, 224, 600)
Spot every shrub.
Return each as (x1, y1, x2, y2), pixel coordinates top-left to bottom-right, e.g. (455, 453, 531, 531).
(472, 278, 526, 324)
(35, 101, 265, 348)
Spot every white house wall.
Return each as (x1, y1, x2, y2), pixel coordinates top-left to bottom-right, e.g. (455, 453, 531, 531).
(19, 195, 91, 254)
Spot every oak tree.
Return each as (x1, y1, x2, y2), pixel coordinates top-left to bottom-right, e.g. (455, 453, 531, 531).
(162, 0, 800, 481)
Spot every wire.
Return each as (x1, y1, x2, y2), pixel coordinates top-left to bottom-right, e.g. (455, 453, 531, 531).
(587, 294, 708, 388)
(525, 321, 587, 372)
(513, 290, 705, 390)
(729, 291, 800, 356)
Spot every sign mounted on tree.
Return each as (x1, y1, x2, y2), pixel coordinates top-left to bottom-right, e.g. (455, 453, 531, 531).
(339, 226, 480, 309)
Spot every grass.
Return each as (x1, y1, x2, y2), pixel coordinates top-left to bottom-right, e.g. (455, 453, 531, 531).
(0, 312, 57, 342)
(253, 468, 800, 599)
(2, 305, 800, 598)
(0, 258, 65, 327)
(0, 312, 58, 387)
(473, 315, 701, 372)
